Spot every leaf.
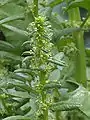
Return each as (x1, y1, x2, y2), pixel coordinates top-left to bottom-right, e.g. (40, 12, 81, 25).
(2, 24, 29, 36)
(52, 27, 80, 42)
(0, 14, 24, 25)
(51, 101, 81, 111)
(11, 73, 30, 83)
(21, 41, 31, 47)
(2, 116, 31, 120)
(51, 86, 90, 118)
(6, 91, 30, 98)
(53, 52, 64, 64)
(47, 0, 63, 8)
(6, 81, 31, 92)
(0, 3, 24, 17)
(0, 0, 11, 6)
(86, 48, 90, 57)
(48, 58, 66, 66)
(25, 97, 38, 117)
(87, 67, 90, 80)
(22, 51, 33, 56)
(48, 14, 64, 29)
(0, 41, 15, 52)
(49, 69, 61, 81)
(0, 51, 22, 61)
(43, 82, 61, 90)
(68, 0, 90, 12)
(20, 102, 31, 114)
(14, 69, 32, 74)
(0, 98, 6, 114)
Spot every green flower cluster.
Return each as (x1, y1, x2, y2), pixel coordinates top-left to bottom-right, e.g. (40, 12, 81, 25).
(27, 16, 53, 70)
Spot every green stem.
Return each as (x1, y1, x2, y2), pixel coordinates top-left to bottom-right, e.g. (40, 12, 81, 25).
(56, 112, 60, 120)
(40, 71, 48, 120)
(54, 89, 61, 120)
(68, 8, 87, 87)
(33, 0, 38, 17)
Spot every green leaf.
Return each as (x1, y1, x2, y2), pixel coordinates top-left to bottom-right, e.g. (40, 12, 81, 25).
(2, 24, 29, 36)
(2, 116, 31, 120)
(53, 52, 64, 62)
(11, 73, 29, 83)
(21, 41, 31, 47)
(52, 27, 80, 42)
(87, 67, 90, 80)
(51, 86, 90, 118)
(0, 3, 24, 17)
(20, 102, 31, 114)
(14, 69, 32, 74)
(51, 101, 81, 111)
(25, 97, 38, 117)
(43, 82, 61, 90)
(6, 91, 30, 98)
(47, 0, 63, 8)
(68, 0, 90, 12)
(0, 41, 15, 52)
(0, 0, 11, 6)
(86, 48, 90, 57)
(48, 58, 66, 66)
(22, 51, 33, 56)
(0, 14, 24, 25)
(0, 98, 6, 114)
(49, 69, 61, 81)
(0, 51, 22, 61)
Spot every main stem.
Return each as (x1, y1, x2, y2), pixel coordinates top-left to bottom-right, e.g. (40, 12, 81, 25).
(33, 0, 48, 119)
(33, 0, 38, 17)
(68, 8, 87, 87)
(40, 71, 48, 120)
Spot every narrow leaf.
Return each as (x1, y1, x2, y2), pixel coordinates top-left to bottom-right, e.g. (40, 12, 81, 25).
(2, 116, 31, 120)
(2, 24, 29, 36)
(0, 41, 15, 52)
(47, 0, 63, 8)
(0, 51, 22, 61)
(6, 91, 30, 98)
(0, 14, 24, 25)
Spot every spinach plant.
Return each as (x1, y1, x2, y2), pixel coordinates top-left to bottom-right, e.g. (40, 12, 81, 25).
(0, 0, 90, 120)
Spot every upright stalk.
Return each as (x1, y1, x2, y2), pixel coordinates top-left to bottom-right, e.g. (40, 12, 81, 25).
(40, 71, 48, 120)
(33, 1, 48, 119)
(54, 89, 61, 120)
(68, 8, 87, 87)
(33, 0, 38, 17)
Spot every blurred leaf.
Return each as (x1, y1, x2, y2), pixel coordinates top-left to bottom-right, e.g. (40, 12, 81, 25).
(6, 91, 30, 98)
(0, 14, 24, 25)
(14, 69, 32, 74)
(86, 67, 90, 80)
(51, 86, 90, 118)
(2, 116, 31, 120)
(68, 0, 90, 12)
(0, 51, 22, 61)
(49, 69, 61, 81)
(43, 82, 61, 90)
(86, 48, 90, 57)
(52, 27, 80, 42)
(0, 0, 12, 6)
(2, 24, 28, 36)
(0, 3, 24, 17)
(47, 0, 63, 8)
(0, 41, 15, 52)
